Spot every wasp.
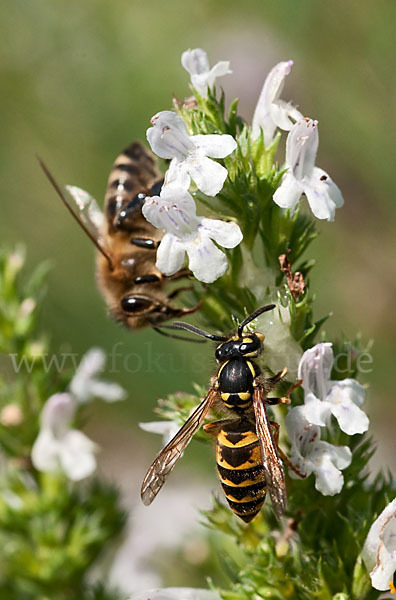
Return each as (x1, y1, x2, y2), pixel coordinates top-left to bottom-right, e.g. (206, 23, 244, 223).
(39, 142, 200, 333)
(141, 304, 296, 521)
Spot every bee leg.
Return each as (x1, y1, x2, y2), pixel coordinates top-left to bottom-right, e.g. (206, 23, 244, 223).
(175, 299, 203, 317)
(167, 284, 202, 317)
(168, 286, 194, 299)
(164, 268, 191, 281)
(270, 420, 306, 479)
(203, 419, 232, 437)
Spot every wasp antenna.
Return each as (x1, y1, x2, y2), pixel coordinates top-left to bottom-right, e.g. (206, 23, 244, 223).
(238, 304, 276, 336)
(37, 155, 114, 271)
(163, 322, 227, 342)
(153, 326, 206, 343)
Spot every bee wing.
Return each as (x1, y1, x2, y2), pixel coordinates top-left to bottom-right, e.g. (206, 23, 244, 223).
(253, 385, 286, 519)
(141, 386, 218, 506)
(38, 158, 113, 269)
(65, 185, 105, 238)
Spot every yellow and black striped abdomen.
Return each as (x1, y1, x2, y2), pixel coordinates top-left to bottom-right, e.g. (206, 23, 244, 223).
(216, 418, 266, 522)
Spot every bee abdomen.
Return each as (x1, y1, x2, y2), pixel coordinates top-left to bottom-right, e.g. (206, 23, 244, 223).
(216, 422, 266, 522)
(105, 141, 160, 227)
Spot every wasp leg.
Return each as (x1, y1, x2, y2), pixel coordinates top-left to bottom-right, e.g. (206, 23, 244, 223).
(266, 378, 303, 405)
(270, 420, 306, 479)
(267, 367, 288, 386)
(267, 396, 291, 405)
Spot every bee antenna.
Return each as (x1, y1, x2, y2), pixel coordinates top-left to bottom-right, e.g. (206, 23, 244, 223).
(238, 304, 276, 337)
(161, 322, 227, 342)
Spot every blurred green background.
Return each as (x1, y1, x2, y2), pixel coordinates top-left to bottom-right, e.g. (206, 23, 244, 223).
(1, 0, 395, 479)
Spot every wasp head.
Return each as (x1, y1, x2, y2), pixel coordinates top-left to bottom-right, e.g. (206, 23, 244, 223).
(215, 332, 264, 362)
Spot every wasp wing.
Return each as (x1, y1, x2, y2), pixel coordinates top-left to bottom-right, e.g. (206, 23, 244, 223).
(253, 385, 286, 519)
(141, 386, 217, 506)
(38, 158, 113, 268)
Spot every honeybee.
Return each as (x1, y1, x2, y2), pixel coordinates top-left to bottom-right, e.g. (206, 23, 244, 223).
(141, 304, 296, 522)
(39, 142, 200, 332)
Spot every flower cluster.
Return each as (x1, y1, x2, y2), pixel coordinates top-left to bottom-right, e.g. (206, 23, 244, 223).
(142, 48, 344, 284)
(286, 342, 369, 495)
(31, 348, 126, 481)
(144, 109, 241, 283)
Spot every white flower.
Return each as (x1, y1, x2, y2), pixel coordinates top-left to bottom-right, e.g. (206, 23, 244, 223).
(181, 48, 231, 97)
(31, 393, 97, 481)
(285, 406, 352, 495)
(252, 60, 302, 146)
(146, 111, 237, 196)
(70, 347, 126, 404)
(298, 343, 369, 436)
(142, 186, 242, 283)
(273, 118, 344, 221)
(362, 498, 396, 591)
(129, 588, 220, 600)
(139, 421, 180, 446)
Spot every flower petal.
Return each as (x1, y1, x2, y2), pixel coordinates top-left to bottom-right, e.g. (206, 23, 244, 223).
(156, 233, 186, 276)
(298, 343, 334, 398)
(303, 167, 344, 221)
(70, 348, 105, 403)
(59, 430, 97, 481)
(41, 393, 76, 435)
(86, 381, 127, 403)
(285, 405, 318, 476)
(142, 195, 166, 230)
(363, 498, 396, 591)
(165, 160, 191, 191)
(139, 420, 180, 446)
(143, 186, 198, 235)
(314, 168, 344, 208)
(273, 172, 304, 211)
(270, 100, 303, 131)
(147, 111, 193, 161)
(181, 48, 209, 74)
(199, 217, 243, 248)
(303, 177, 338, 221)
(184, 233, 228, 283)
(31, 428, 60, 472)
(208, 60, 232, 80)
(285, 405, 351, 495)
(326, 379, 369, 435)
(181, 48, 231, 96)
(286, 118, 318, 179)
(252, 60, 294, 144)
(310, 442, 351, 495)
(315, 439, 352, 470)
(187, 155, 229, 196)
(300, 392, 332, 427)
(192, 134, 237, 159)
